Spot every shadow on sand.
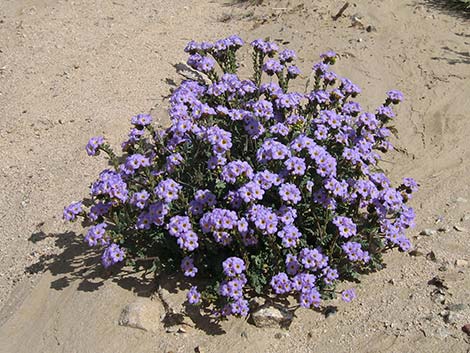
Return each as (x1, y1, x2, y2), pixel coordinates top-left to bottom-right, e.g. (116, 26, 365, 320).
(25, 230, 226, 335)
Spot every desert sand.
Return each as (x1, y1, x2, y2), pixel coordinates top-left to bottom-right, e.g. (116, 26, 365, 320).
(0, 0, 469, 352)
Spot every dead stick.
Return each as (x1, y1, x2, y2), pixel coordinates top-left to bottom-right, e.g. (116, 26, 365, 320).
(332, 2, 349, 20)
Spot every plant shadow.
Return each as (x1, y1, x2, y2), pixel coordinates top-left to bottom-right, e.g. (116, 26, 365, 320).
(431, 46, 470, 65)
(26, 230, 156, 296)
(26, 230, 225, 335)
(420, 0, 470, 18)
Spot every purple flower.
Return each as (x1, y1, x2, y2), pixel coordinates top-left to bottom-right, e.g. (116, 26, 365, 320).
(63, 201, 83, 221)
(279, 49, 296, 63)
(86, 136, 104, 156)
(155, 178, 182, 203)
(270, 272, 291, 294)
(279, 183, 301, 204)
(222, 257, 246, 277)
(181, 256, 198, 277)
(299, 288, 321, 308)
(341, 288, 356, 302)
(85, 222, 108, 246)
(187, 286, 201, 304)
(101, 243, 125, 268)
(131, 114, 152, 126)
(262, 59, 283, 75)
(332, 216, 357, 238)
(386, 90, 404, 104)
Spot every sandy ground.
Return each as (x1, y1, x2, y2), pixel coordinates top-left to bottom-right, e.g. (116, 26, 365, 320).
(0, 0, 469, 352)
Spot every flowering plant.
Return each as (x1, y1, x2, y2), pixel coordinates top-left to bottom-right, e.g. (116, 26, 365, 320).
(64, 35, 417, 318)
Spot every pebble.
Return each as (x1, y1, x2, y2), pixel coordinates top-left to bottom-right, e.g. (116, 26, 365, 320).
(324, 306, 337, 318)
(455, 259, 468, 267)
(118, 298, 164, 333)
(437, 226, 449, 233)
(251, 304, 293, 328)
(462, 324, 470, 336)
(426, 251, 437, 262)
(388, 278, 396, 285)
(420, 229, 436, 236)
(454, 225, 467, 232)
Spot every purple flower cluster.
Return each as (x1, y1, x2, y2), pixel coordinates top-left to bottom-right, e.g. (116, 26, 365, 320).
(63, 201, 83, 221)
(86, 136, 104, 156)
(64, 36, 417, 318)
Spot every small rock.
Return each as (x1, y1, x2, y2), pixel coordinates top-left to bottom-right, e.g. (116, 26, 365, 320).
(324, 306, 337, 318)
(357, 38, 363, 43)
(445, 312, 458, 324)
(194, 346, 205, 353)
(437, 226, 449, 233)
(366, 25, 377, 32)
(241, 331, 248, 338)
(251, 304, 293, 328)
(454, 225, 467, 232)
(462, 324, 470, 336)
(119, 298, 164, 333)
(388, 278, 396, 285)
(420, 229, 436, 236)
(426, 251, 437, 262)
(456, 197, 468, 203)
(428, 276, 449, 289)
(432, 293, 446, 305)
(455, 259, 468, 267)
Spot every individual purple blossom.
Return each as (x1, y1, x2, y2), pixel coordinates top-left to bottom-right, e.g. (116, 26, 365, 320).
(131, 113, 152, 126)
(86, 136, 104, 156)
(279, 183, 301, 204)
(386, 90, 404, 104)
(285, 156, 306, 176)
(85, 222, 108, 246)
(322, 267, 339, 285)
(332, 216, 357, 238)
(341, 288, 356, 302)
(222, 257, 246, 277)
(299, 288, 321, 308)
(262, 59, 283, 75)
(63, 201, 83, 221)
(279, 49, 296, 63)
(376, 105, 395, 119)
(130, 190, 150, 209)
(277, 224, 302, 248)
(181, 256, 198, 277)
(101, 243, 125, 268)
(320, 50, 336, 62)
(154, 178, 182, 203)
(299, 248, 328, 270)
(187, 286, 201, 304)
(287, 65, 301, 78)
(341, 242, 370, 263)
(271, 272, 291, 294)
